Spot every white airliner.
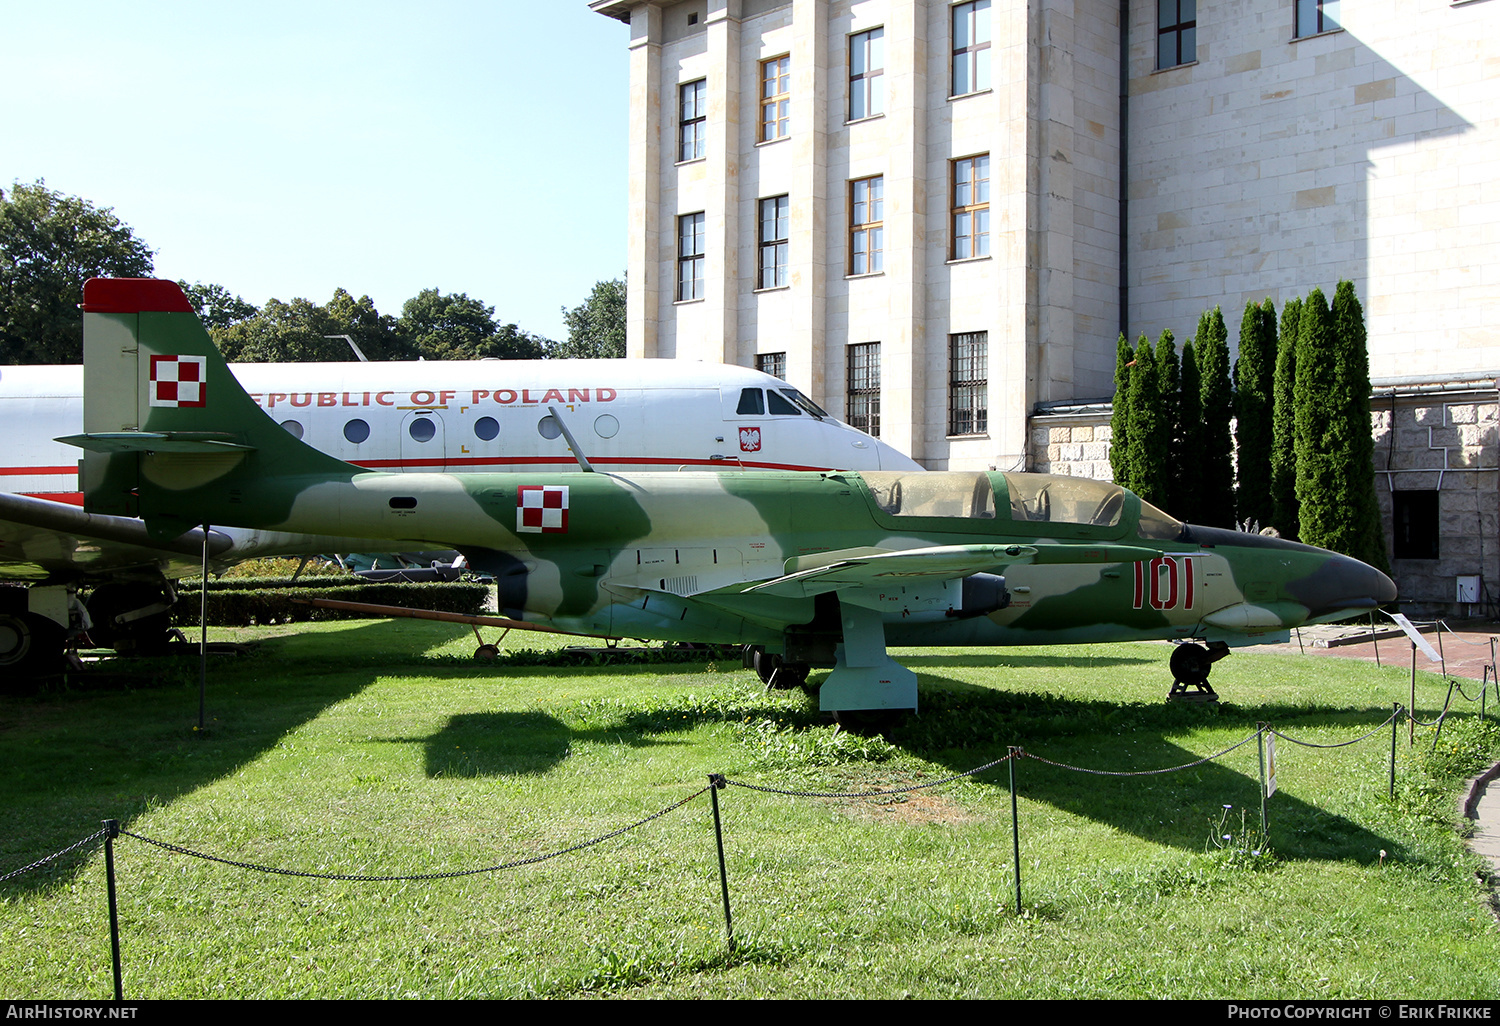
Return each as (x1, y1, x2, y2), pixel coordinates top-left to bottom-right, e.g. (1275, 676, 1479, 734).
(0, 358, 918, 675)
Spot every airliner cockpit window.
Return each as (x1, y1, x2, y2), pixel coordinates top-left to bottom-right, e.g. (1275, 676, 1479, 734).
(766, 390, 801, 415)
(863, 471, 996, 519)
(1002, 473, 1124, 527)
(737, 388, 765, 415)
(782, 389, 828, 419)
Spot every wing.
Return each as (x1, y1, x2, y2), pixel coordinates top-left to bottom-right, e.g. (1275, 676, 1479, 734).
(743, 541, 1164, 598)
(0, 491, 232, 583)
(0, 491, 451, 585)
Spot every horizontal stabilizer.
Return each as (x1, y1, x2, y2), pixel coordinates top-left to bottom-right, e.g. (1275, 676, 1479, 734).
(58, 432, 256, 455)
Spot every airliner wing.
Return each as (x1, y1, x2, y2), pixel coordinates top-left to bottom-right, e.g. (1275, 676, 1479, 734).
(0, 491, 231, 583)
(0, 491, 448, 584)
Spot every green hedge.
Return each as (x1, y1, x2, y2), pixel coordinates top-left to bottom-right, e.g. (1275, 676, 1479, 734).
(171, 579, 491, 627)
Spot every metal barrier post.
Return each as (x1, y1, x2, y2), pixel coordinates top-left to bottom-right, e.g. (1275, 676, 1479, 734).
(1256, 725, 1269, 837)
(1390, 704, 1400, 800)
(1009, 748, 1022, 915)
(103, 819, 123, 1001)
(707, 774, 734, 952)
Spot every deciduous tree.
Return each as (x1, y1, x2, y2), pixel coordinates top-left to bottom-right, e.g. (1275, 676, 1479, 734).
(0, 181, 154, 364)
(554, 276, 626, 359)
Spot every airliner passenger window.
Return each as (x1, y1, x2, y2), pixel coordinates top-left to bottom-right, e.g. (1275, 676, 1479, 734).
(408, 417, 436, 442)
(863, 471, 995, 519)
(474, 417, 499, 441)
(737, 388, 765, 415)
(766, 390, 800, 415)
(344, 419, 370, 443)
(281, 420, 304, 440)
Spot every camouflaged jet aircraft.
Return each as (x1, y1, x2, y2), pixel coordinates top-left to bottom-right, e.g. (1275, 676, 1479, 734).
(66, 278, 1398, 715)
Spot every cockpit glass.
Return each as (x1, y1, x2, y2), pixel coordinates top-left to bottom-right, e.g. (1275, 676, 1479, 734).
(766, 390, 800, 415)
(863, 471, 996, 519)
(736, 388, 765, 415)
(782, 388, 828, 419)
(1002, 473, 1125, 527)
(1137, 500, 1185, 540)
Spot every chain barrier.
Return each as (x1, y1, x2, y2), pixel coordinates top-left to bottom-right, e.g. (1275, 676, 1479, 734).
(1268, 707, 1403, 749)
(1408, 688, 1456, 729)
(1021, 729, 1261, 776)
(0, 827, 107, 884)
(724, 749, 1017, 798)
(120, 785, 711, 883)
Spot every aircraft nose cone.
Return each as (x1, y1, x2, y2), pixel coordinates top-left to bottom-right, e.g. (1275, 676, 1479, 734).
(1287, 552, 1398, 619)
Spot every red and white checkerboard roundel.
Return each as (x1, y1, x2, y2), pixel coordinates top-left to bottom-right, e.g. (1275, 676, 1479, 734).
(149, 355, 207, 408)
(516, 484, 569, 533)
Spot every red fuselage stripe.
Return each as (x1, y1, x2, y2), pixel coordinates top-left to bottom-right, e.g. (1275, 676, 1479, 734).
(0, 465, 74, 476)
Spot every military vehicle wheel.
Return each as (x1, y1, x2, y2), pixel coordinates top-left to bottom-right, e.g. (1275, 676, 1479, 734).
(752, 648, 782, 687)
(474, 644, 500, 661)
(742, 644, 764, 671)
(1169, 642, 1212, 685)
(0, 612, 64, 680)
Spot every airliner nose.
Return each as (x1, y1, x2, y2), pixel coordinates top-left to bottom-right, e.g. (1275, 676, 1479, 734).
(1287, 552, 1398, 619)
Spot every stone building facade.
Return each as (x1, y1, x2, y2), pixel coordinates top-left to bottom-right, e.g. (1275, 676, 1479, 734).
(590, 0, 1500, 615)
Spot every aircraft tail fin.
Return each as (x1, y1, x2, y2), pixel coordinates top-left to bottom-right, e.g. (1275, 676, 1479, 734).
(75, 278, 356, 536)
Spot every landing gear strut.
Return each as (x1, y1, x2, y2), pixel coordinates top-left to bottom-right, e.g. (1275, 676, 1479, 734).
(742, 645, 810, 690)
(1168, 641, 1230, 702)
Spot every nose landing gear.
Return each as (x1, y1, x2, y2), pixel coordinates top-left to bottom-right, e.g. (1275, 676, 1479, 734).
(1168, 640, 1229, 702)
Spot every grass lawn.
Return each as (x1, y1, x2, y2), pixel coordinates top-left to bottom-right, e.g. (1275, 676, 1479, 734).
(2, 619, 1497, 999)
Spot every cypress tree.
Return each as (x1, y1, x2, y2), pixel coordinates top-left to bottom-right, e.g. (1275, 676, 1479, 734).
(1294, 288, 1341, 551)
(1176, 341, 1204, 524)
(1109, 333, 1134, 487)
(1197, 306, 1237, 527)
(1271, 297, 1302, 539)
(1234, 297, 1278, 529)
(1155, 329, 1181, 514)
(1331, 280, 1389, 573)
(1125, 333, 1169, 508)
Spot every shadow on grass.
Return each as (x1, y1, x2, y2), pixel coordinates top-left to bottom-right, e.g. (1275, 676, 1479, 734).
(410, 659, 1404, 865)
(0, 619, 445, 894)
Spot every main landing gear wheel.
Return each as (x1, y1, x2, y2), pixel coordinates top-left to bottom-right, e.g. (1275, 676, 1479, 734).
(742, 645, 809, 690)
(1167, 641, 1230, 703)
(474, 644, 500, 661)
(0, 611, 65, 683)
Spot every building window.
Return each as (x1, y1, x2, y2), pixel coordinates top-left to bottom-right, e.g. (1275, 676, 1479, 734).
(756, 352, 787, 380)
(758, 195, 789, 290)
(849, 28, 885, 120)
(849, 176, 884, 275)
(1392, 491, 1439, 560)
(948, 331, 988, 436)
(678, 79, 707, 162)
(677, 213, 705, 302)
(760, 55, 791, 142)
(1158, 0, 1197, 69)
(952, 154, 990, 259)
(847, 342, 881, 437)
(1295, 0, 1340, 37)
(951, 1, 991, 96)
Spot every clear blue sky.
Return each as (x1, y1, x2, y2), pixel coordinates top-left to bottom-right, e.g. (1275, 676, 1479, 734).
(2, 2, 630, 341)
